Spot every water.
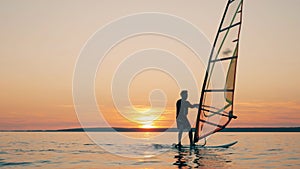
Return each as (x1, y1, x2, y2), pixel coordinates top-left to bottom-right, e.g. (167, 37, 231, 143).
(0, 132, 299, 168)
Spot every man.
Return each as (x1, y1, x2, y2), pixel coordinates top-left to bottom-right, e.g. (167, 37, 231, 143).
(176, 90, 199, 148)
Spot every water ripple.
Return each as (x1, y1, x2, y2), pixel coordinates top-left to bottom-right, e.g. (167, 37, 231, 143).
(0, 161, 32, 166)
(266, 148, 283, 152)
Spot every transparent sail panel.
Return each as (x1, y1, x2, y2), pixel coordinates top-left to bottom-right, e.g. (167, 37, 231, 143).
(222, 0, 242, 31)
(205, 59, 234, 89)
(195, 0, 243, 142)
(213, 25, 239, 60)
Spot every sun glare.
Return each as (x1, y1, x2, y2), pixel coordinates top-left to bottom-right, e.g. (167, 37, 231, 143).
(140, 123, 156, 129)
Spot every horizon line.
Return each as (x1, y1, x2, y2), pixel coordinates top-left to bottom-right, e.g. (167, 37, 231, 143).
(1, 127, 300, 132)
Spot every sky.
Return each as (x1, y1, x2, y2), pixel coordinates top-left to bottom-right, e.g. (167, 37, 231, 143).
(0, 0, 300, 130)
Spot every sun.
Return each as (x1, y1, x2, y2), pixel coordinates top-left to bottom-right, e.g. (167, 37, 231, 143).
(140, 123, 156, 129)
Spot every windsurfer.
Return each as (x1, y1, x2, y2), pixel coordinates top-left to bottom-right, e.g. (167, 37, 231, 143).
(176, 90, 199, 148)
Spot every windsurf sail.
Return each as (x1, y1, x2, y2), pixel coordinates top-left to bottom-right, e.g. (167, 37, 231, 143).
(194, 0, 243, 143)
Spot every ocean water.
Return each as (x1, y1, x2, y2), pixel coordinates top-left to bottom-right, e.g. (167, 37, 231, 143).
(0, 132, 299, 168)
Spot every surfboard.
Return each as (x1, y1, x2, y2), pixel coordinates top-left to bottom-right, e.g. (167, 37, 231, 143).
(172, 141, 238, 149)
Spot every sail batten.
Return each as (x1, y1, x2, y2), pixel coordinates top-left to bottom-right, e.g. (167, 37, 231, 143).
(204, 89, 234, 92)
(211, 56, 238, 63)
(219, 22, 241, 32)
(194, 0, 243, 143)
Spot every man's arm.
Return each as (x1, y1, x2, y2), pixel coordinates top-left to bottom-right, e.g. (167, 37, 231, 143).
(176, 99, 181, 118)
(191, 104, 199, 108)
(187, 101, 199, 109)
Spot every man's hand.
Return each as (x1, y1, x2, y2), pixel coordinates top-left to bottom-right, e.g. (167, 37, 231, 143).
(192, 104, 199, 108)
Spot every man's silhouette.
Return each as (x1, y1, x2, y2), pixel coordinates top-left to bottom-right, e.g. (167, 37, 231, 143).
(176, 90, 198, 147)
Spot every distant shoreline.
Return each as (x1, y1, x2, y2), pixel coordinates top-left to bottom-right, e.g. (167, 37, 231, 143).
(1, 127, 300, 132)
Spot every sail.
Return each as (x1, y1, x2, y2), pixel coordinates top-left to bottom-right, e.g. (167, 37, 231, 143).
(194, 0, 243, 143)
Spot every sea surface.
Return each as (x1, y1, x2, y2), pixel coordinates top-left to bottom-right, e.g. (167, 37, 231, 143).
(0, 132, 299, 168)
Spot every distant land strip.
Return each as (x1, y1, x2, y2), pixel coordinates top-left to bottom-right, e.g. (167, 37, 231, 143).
(1, 127, 300, 132)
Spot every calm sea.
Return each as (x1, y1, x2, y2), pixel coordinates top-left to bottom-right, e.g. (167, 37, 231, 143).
(0, 132, 299, 168)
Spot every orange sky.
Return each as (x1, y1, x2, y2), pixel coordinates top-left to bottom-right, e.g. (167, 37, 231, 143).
(0, 0, 300, 130)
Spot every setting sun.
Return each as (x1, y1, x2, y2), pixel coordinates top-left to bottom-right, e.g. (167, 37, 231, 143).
(139, 123, 156, 129)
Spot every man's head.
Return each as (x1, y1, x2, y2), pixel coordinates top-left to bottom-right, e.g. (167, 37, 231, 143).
(180, 90, 188, 100)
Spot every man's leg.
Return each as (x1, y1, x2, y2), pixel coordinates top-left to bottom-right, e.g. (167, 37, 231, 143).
(188, 129, 193, 145)
(178, 130, 183, 145)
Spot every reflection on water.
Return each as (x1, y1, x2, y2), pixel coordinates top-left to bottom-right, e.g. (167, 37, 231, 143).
(173, 147, 232, 168)
(173, 149, 189, 167)
(0, 132, 299, 168)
